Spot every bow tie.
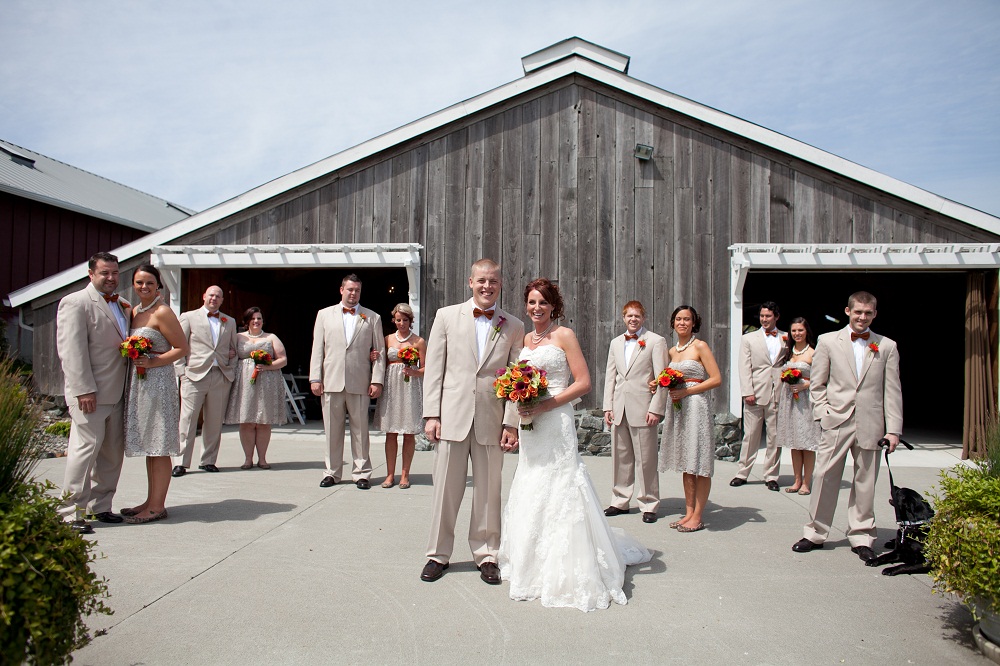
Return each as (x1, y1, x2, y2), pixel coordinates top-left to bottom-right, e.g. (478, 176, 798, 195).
(473, 308, 494, 319)
(765, 329, 778, 337)
(207, 311, 220, 319)
(624, 333, 639, 341)
(851, 331, 870, 341)
(102, 293, 119, 303)
(343, 307, 356, 315)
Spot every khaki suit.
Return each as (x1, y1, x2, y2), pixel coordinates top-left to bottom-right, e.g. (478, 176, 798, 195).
(804, 328, 903, 547)
(603, 330, 668, 513)
(56, 282, 128, 519)
(423, 299, 523, 566)
(309, 303, 386, 481)
(174, 308, 238, 468)
(735, 328, 785, 482)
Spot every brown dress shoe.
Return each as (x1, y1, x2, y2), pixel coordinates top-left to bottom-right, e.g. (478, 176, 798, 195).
(478, 561, 501, 585)
(642, 512, 657, 523)
(604, 506, 627, 517)
(420, 560, 449, 582)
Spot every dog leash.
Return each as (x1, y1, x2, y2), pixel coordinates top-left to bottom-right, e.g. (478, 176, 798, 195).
(877, 438, 928, 532)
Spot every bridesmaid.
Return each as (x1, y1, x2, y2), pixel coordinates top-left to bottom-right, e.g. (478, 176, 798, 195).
(373, 304, 426, 489)
(775, 317, 820, 494)
(224, 307, 288, 469)
(122, 265, 188, 524)
(654, 305, 722, 532)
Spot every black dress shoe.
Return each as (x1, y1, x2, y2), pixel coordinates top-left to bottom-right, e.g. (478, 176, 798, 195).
(604, 505, 628, 517)
(69, 520, 95, 535)
(420, 560, 449, 582)
(851, 545, 876, 562)
(171, 466, 186, 477)
(478, 561, 501, 585)
(89, 511, 124, 524)
(642, 512, 657, 524)
(792, 538, 824, 553)
(356, 479, 371, 490)
(729, 477, 747, 487)
(198, 464, 220, 473)
(319, 476, 337, 488)
(765, 480, 780, 492)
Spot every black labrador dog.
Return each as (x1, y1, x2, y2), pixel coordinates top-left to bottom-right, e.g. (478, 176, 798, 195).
(865, 439, 934, 576)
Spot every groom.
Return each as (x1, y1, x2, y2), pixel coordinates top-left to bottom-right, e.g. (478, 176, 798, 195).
(420, 258, 524, 585)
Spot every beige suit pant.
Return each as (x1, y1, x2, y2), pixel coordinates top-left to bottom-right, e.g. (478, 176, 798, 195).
(60, 400, 125, 520)
(803, 416, 881, 547)
(609, 413, 660, 513)
(426, 432, 504, 566)
(321, 391, 372, 482)
(736, 401, 781, 481)
(175, 368, 232, 468)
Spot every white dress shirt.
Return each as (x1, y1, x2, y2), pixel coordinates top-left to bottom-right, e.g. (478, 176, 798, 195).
(110, 299, 128, 337)
(342, 303, 358, 343)
(764, 328, 781, 364)
(475, 310, 493, 361)
(624, 327, 646, 365)
(203, 306, 221, 366)
(851, 327, 871, 380)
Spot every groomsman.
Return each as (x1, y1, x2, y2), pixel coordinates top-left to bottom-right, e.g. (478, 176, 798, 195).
(793, 291, 902, 561)
(603, 300, 668, 523)
(420, 259, 523, 585)
(56, 251, 129, 533)
(731, 301, 784, 491)
(172, 286, 238, 476)
(309, 274, 385, 489)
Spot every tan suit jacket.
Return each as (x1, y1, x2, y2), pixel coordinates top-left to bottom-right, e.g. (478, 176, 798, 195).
(309, 304, 386, 393)
(422, 299, 524, 444)
(603, 331, 669, 423)
(739, 328, 785, 403)
(810, 328, 903, 450)
(176, 308, 239, 381)
(57, 282, 128, 403)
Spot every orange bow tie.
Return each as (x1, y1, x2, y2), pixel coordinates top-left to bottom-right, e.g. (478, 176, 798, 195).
(343, 307, 356, 315)
(473, 308, 494, 319)
(851, 331, 870, 341)
(765, 329, 778, 337)
(624, 333, 639, 341)
(102, 293, 119, 303)
(207, 311, 220, 318)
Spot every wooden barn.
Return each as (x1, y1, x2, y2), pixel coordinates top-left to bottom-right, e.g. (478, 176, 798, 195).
(9, 38, 1000, 456)
(1, 139, 193, 359)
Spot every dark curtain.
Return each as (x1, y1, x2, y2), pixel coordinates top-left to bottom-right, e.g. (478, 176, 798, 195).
(963, 271, 998, 459)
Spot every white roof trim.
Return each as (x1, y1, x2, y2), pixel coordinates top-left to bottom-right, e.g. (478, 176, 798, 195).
(150, 243, 422, 268)
(729, 243, 1000, 269)
(522, 37, 629, 74)
(8, 44, 999, 308)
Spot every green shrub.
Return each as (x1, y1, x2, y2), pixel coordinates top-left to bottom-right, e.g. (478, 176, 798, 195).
(0, 358, 43, 497)
(44, 421, 72, 438)
(0, 481, 112, 665)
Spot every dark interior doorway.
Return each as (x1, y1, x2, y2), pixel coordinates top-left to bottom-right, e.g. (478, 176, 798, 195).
(181, 267, 411, 419)
(743, 271, 965, 443)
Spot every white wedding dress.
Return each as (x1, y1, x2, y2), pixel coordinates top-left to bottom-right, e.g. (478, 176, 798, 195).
(498, 345, 652, 612)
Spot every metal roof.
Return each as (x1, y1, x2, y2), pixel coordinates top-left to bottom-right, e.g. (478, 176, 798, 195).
(7, 39, 1000, 308)
(0, 139, 194, 232)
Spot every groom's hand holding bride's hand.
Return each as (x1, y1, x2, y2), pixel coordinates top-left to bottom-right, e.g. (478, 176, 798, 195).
(500, 426, 518, 452)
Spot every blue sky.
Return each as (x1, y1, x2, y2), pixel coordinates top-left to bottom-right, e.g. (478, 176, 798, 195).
(2, 0, 998, 218)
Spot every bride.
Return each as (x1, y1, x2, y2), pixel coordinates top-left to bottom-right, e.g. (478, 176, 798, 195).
(498, 278, 651, 612)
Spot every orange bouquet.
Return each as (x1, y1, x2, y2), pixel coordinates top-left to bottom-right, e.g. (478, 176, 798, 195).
(493, 360, 549, 430)
(781, 367, 803, 400)
(120, 336, 152, 379)
(249, 349, 272, 385)
(657, 367, 687, 410)
(397, 346, 420, 382)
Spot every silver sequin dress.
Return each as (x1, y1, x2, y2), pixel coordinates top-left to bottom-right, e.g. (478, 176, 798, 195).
(224, 337, 288, 425)
(124, 326, 180, 457)
(372, 347, 423, 435)
(657, 359, 714, 477)
(776, 361, 821, 451)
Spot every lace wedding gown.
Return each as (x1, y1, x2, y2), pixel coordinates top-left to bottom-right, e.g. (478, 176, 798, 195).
(498, 345, 652, 612)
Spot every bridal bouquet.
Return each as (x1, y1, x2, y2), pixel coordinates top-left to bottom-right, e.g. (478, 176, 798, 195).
(120, 336, 153, 379)
(657, 367, 687, 411)
(249, 350, 272, 385)
(397, 346, 420, 382)
(494, 360, 549, 430)
(780, 367, 803, 400)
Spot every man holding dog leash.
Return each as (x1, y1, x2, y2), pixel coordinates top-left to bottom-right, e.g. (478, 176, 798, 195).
(792, 291, 903, 562)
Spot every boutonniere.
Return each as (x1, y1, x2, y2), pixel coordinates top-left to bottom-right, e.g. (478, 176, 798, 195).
(221, 316, 228, 324)
(359, 312, 368, 322)
(637, 339, 646, 349)
(491, 316, 506, 340)
(869, 342, 879, 353)
(782, 335, 788, 343)
(119, 299, 131, 310)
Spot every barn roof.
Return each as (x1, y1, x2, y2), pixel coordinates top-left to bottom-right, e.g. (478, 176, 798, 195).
(0, 139, 194, 232)
(7, 37, 999, 308)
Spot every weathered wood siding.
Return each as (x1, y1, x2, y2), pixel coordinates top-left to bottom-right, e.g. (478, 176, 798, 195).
(35, 76, 999, 404)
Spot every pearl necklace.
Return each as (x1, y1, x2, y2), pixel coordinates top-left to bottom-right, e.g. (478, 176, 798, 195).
(531, 320, 557, 344)
(675, 336, 696, 353)
(247, 330, 265, 338)
(791, 344, 811, 356)
(134, 295, 160, 314)
(395, 330, 413, 343)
